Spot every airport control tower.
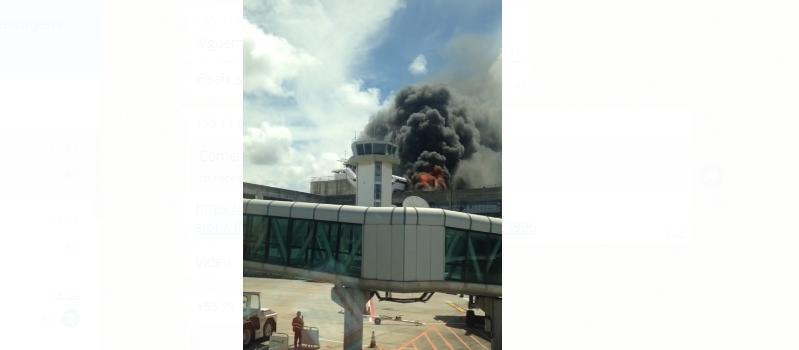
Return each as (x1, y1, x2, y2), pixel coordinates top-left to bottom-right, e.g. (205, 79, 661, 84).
(347, 137, 400, 207)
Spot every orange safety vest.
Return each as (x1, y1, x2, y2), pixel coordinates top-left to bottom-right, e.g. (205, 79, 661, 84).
(292, 316, 304, 332)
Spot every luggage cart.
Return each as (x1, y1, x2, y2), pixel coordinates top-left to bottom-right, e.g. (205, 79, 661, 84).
(373, 314, 424, 326)
(269, 332, 289, 350)
(300, 326, 320, 348)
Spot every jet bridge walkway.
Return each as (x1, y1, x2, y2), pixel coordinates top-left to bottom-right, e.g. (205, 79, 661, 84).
(243, 199, 501, 297)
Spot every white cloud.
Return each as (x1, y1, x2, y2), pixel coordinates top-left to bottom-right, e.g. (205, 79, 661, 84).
(244, 151, 342, 192)
(408, 54, 428, 75)
(243, 19, 318, 97)
(337, 80, 382, 113)
(243, 122, 292, 165)
(244, 0, 404, 191)
(243, 121, 342, 191)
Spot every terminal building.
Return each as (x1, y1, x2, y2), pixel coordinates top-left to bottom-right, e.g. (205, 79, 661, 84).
(245, 138, 501, 218)
(245, 182, 501, 218)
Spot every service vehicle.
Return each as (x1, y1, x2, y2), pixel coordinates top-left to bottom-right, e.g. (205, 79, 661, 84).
(243, 292, 278, 348)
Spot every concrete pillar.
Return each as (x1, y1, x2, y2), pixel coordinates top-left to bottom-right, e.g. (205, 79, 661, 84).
(475, 296, 502, 350)
(331, 285, 367, 350)
(490, 298, 502, 350)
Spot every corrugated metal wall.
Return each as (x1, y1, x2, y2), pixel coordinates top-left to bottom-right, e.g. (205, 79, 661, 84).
(361, 223, 445, 282)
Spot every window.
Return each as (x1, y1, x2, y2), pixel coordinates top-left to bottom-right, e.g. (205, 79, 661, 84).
(248, 295, 259, 311)
(243, 214, 364, 278)
(290, 219, 314, 268)
(267, 217, 289, 265)
(310, 222, 336, 272)
(465, 231, 489, 284)
(374, 184, 381, 200)
(364, 143, 372, 155)
(485, 234, 502, 285)
(443, 227, 502, 285)
(444, 228, 467, 281)
(373, 143, 386, 155)
(339, 224, 363, 276)
(243, 215, 267, 262)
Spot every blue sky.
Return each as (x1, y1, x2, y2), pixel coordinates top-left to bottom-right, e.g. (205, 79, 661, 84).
(357, 1, 502, 96)
(243, 0, 502, 191)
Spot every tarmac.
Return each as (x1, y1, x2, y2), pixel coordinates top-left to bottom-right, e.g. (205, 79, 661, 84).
(244, 276, 490, 350)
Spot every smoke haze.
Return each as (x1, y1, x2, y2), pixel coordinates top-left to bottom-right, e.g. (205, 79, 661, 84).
(363, 35, 501, 190)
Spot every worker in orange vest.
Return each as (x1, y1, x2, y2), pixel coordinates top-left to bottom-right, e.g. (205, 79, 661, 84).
(292, 311, 304, 348)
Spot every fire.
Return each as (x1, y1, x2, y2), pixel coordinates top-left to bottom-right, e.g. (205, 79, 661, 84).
(411, 165, 449, 191)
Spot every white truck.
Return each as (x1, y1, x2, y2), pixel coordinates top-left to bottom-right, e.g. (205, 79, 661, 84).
(243, 292, 278, 348)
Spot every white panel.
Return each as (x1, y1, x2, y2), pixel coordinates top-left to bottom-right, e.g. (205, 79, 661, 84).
(376, 224, 392, 280)
(404, 207, 418, 225)
(362, 224, 378, 279)
(364, 207, 393, 224)
(415, 225, 431, 281)
(416, 208, 445, 226)
(314, 204, 341, 222)
(356, 163, 375, 207)
(382, 181, 392, 207)
(444, 211, 471, 230)
(338, 205, 367, 224)
(403, 225, 417, 281)
(391, 208, 405, 224)
(245, 199, 269, 216)
(382, 164, 393, 206)
(430, 225, 445, 281)
(469, 214, 491, 233)
(267, 200, 293, 218)
(489, 217, 503, 234)
(290, 202, 317, 219)
(391, 225, 405, 281)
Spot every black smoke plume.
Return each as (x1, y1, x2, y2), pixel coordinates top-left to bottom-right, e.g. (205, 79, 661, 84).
(363, 38, 501, 190)
(363, 82, 501, 190)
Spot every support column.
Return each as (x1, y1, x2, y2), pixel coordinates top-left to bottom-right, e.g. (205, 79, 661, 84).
(490, 298, 502, 350)
(331, 285, 368, 350)
(475, 296, 502, 350)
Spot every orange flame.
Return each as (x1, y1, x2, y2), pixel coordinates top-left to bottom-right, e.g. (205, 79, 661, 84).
(411, 165, 448, 191)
